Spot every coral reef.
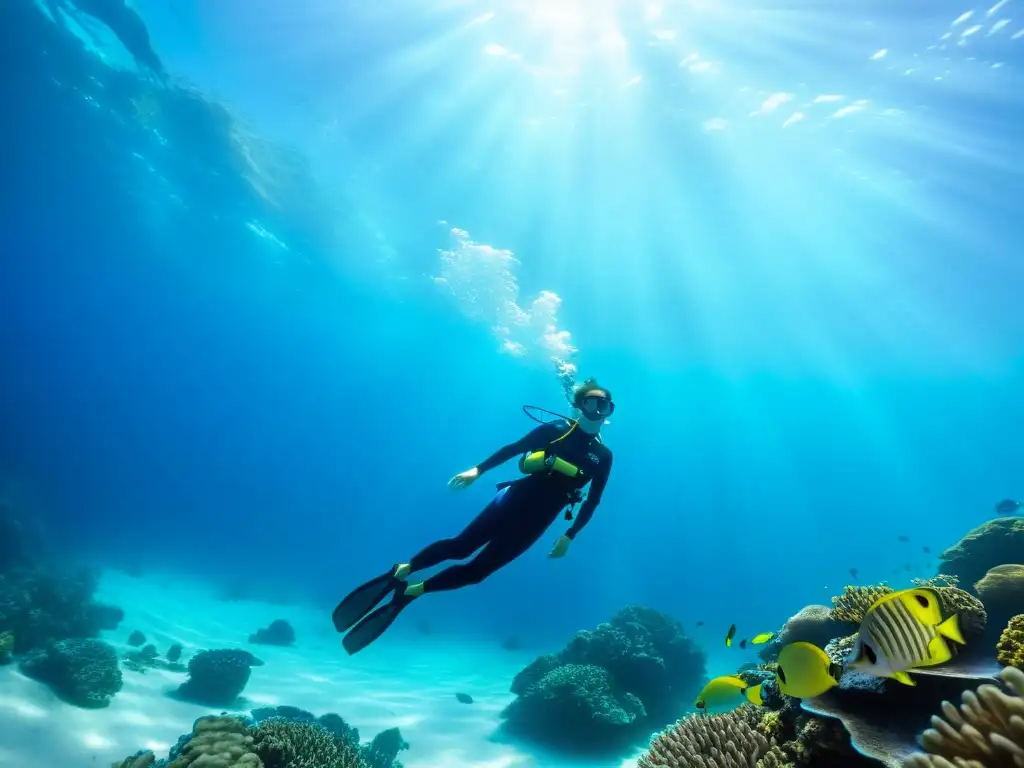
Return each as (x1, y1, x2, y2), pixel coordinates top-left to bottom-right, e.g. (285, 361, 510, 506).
(249, 619, 295, 647)
(362, 727, 409, 768)
(759, 605, 846, 664)
(250, 719, 366, 768)
(938, 517, 1024, 592)
(0, 507, 124, 657)
(503, 663, 646, 750)
(174, 649, 264, 706)
(123, 642, 186, 674)
(830, 585, 895, 625)
(997, 615, 1024, 670)
(502, 605, 706, 754)
(800, 669, 1007, 767)
(0, 566, 124, 653)
(902, 665, 1024, 767)
(167, 643, 183, 662)
(169, 715, 262, 767)
(637, 705, 777, 767)
(974, 564, 1024, 638)
(112, 752, 157, 768)
(19, 637, 123, 707)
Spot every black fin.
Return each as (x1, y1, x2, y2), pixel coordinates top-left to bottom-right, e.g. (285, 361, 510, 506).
(332, 568, 400, 633)
(342, 592, 412, 655)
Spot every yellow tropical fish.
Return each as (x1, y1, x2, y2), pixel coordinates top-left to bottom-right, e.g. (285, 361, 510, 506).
(751, 632, 774, 645)
(775, 642, 843, 699)
(847, 587, 965, 686)
(694, 675, 763, 712)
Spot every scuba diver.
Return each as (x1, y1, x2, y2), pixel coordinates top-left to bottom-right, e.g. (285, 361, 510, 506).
(48, 0, 167, 79)
(332, 378, 616, 655)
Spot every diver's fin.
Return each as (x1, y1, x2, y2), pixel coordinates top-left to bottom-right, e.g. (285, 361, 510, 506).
(892, 671, 917, 686)
(342, 590, 413, 656)
(744, 683, 764, 706)
(332, 567, 401, 633)
(936, 614, 965, 645)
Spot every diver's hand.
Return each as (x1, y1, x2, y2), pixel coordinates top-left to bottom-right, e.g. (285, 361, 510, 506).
(448, 467, 480, 490)
(548, 535, 571, 559)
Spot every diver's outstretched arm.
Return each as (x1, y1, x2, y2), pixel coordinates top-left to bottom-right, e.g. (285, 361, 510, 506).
(564, 452, 613, 540)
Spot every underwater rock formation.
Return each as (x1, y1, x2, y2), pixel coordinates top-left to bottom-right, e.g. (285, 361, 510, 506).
(128, 630, 147, 647)
(174, 649, 264, 706)
(19, 637, 123, 708)
(248, 619, 295, 647)
(902, 665, 1024, 766)
(502, 605, 706, 754)
(997, 615, 1024, 669)
(938, 517, 1024, 592)
(974, 564, 1024, 639)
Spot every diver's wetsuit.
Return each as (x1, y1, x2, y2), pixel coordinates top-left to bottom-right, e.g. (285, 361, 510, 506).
(407, 420, 613, 592)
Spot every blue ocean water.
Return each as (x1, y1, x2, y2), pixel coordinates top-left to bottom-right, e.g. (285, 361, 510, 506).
(1, 0, 1023, 766)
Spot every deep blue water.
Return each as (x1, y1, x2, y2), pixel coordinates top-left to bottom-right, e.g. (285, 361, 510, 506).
(1, 0, 1023, 656)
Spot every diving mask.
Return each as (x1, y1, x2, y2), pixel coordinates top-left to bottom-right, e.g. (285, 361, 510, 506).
(579, 395, 615, 418)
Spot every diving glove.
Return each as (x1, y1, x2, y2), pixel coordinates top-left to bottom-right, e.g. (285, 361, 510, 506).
(548, 535, 571, 559)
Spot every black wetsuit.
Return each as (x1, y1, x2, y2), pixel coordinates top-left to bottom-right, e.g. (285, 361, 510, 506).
(408, 420, 613, 592)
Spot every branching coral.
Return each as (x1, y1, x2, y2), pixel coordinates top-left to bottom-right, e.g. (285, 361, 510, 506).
(902, 665, 1024, 767)
(830, 585, 894, 625)
(638, 705, 774, 767)
(169, 716, 262, 768)
(997, 615, 1024, 670)
(249, 718, 366, 768)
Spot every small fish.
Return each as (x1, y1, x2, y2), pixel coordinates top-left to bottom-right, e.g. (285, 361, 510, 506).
(905, 563, 913, 571)
(849, 567, 859, 579)
(751, 632, 774, 645)
(739, 639, 747, 649)
(775, 642, 843, 699)
(847, 587, 966, 686)
(455, 692, 473, 704)
(898, 535, 910, 543)
(923, 547, 931, 554)
(694, 675, 763, 712)
(725, 624, 737, 647)
(696, 621, 704, 627)
(996, 499, 1022, 516)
